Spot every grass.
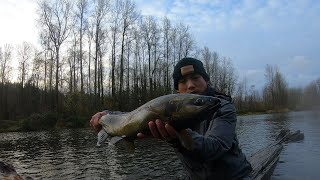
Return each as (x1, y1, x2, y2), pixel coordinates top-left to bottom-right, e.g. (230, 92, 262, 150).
(0, 120, 22, 133)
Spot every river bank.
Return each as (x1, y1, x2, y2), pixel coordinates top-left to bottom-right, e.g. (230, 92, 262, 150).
(0, 108, 311, 133)
(0, 114, 89, 133)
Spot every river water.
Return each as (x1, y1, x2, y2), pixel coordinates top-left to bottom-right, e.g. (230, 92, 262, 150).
(0, 111, 319, 179)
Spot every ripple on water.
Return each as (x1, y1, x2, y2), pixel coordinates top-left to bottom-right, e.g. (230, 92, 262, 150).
(1, 111, 320, 179)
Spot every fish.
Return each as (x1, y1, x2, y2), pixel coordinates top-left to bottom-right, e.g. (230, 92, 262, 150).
(97, 93, 221, 150)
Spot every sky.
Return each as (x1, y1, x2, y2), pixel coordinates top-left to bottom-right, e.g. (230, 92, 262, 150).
(0, 0, 319, 90)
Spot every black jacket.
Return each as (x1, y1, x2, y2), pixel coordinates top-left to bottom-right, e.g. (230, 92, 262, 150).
(171, 87, 252, 180)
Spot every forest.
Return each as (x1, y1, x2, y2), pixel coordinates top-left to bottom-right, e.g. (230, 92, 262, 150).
(0, 0, 319, 132)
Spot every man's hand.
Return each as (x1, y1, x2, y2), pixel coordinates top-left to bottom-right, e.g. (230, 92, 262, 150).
(89, 111, 107, 133)
(137, 119, 178, 141)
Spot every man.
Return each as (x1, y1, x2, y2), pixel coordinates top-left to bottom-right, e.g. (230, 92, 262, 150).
(90, 57, 252, 179)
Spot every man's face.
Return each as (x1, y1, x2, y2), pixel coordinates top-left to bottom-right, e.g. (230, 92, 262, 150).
(177, 73, 208, 95)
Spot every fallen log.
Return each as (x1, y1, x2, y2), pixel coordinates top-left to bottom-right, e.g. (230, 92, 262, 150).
(248, 129, 304, 180)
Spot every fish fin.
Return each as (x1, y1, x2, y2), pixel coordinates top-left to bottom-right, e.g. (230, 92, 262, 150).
(108, 136, 124, 145)
(97, 129, 109, 147)
(176, 130, 194, 151)
(123, 139, 135, 153)
(108, 136, 136, 153)
(109, 136, 135, 153)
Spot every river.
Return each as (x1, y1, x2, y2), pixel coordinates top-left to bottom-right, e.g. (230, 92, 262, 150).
(0, 111, 319, 179)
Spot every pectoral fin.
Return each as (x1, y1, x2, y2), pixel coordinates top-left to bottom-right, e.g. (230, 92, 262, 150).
(176, 130, 194, 151)
(110, 137, 135, 153)
(97, 129, 109, 146)
(109, 136, 124, 145)
(123, 139, 135, 153)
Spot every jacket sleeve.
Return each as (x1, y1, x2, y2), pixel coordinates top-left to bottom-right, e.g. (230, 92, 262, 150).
(176, 99, 237, 161)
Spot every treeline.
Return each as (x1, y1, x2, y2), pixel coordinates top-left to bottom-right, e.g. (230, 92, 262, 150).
(234, 65, 320, 113)
(0, 0, 319, 130)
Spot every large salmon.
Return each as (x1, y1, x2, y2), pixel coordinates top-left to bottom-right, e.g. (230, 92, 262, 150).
(97, 93, 221, 150)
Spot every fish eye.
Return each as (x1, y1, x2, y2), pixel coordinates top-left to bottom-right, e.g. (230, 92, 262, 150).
(194, 98, 205, 106)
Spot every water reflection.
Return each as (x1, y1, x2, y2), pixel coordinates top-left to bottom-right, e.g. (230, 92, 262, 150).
(1, 111, 319, 179)
(266, 113, 290, 140)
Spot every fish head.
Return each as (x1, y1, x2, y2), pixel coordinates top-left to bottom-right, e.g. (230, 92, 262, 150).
(166, 94, 221, 120)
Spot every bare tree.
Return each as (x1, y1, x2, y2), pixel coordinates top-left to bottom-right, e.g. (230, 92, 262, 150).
(287, 87, 303, 110)
(170, 26, 178, 66)
(17, 42, 33, 87)
(302, 78, 320, 108)
(140, 16, 157, 95)
(118, 0, 138, 109)
(132, 28, 142, 101)
(263, 64, 288, 110)
(109, 0, 121, 99)
(201, 46, 212, 77)
(86, 20, 94, 94)
(67, 47, 75, 93)
(274, 70, 288, 108)
(162, 16, 172, 93)
(176, 23, 194, 59)
(29, 51, 43, 88)
(75, 0, 88, 93)
(210, 52, 219, 88)
(234, 77, 247, 111)
(217, 57, 236, 95)
(37, 0, 73, 111)
(0, 44, 13, 84)
(91, 0, 109, 99)
(201, 47, 236, 95)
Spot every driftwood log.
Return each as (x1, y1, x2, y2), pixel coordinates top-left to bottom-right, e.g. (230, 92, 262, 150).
(248, 129, 304, 180)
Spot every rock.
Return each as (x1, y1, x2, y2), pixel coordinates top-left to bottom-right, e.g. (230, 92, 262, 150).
(0, 161, 33, 180)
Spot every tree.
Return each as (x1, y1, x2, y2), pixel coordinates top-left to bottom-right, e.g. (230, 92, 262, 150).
(234, 77, 247, 111)
(302, 78, 320, 108)
(37, 0, 73, 112)
(75, 0, 88, 93)
(29, 51, 43, 88)
(0, 44, 13, 84)
(91, 0, 109, 101)
(118, 0, 138, 110)
(86, 19, 94, 94)
(140, 16, 157, 97)
(263, 64, 288, 110)
(161, 16, 173, 93)
(201, 48, 236, 96)
(287, 87, 303, 110)
(109, 0, 121, 100)
(200, 47, 219, 88)
(17, 42, 33, 88)
(176, 23, 193, 60)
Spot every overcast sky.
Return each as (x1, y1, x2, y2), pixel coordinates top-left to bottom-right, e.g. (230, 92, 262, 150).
(0, 0, 319, 90)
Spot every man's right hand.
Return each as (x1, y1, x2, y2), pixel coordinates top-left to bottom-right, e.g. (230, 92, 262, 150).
(89, 111, 107, 133)
(137, 119, 178, 141)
